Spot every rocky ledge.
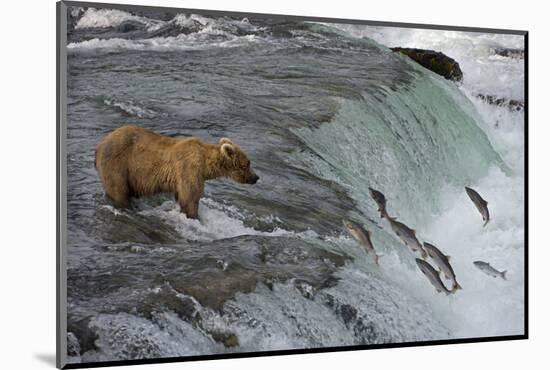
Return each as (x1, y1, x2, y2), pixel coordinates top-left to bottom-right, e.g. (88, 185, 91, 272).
(391, 47, 463, 82)
(477, 94, 524, 112)
(492, 48, 524, 59)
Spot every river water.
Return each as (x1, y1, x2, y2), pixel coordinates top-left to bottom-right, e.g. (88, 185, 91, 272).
(64, 7, 525, 363)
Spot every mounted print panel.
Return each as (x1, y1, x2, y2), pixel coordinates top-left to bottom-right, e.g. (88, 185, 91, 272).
(57, 1, 527, 368)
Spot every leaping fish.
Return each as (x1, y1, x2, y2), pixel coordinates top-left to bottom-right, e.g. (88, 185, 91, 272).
(415, 258, 452, 295)
(343, 219, 381, 266)
(465, 187, 490, 226)
(387, 217, 427, 259)
(473, 261, 507, 280)
(423, 242, 461, 292)
(368, 187, 389, 219)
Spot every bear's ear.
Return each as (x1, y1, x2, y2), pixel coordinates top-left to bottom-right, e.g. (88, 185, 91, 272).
(219, 137, 234, 145)
(221, 143, 236, 158)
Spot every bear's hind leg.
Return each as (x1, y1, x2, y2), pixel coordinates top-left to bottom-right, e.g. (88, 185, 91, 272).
(101, 171, 130, 208)
(110, 190, 130, 209)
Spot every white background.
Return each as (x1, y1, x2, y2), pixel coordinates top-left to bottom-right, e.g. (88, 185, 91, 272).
(1, 0, 546, 368)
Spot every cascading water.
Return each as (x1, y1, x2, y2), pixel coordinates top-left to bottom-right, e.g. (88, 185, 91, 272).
(65, 6, 525, 364)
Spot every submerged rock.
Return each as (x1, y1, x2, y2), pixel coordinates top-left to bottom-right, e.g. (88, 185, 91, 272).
(117, 20, 147, 33)
(165, 235, 350, 311)
(477, 94, 524, 111)
(492, 47, 524, 59)
(209, 330, 240, 348)
(67, 332, 81, 357)
(67, 7, 86, 31)
(67, 317, 99, 355)
(391, 47, 463, 82)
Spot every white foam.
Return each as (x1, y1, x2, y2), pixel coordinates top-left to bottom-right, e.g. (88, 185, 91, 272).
(394, 168, 524, 337)
(331, 24, 525, 101)
(171, 13, 200, 29)
(138, 198, 315, 242)
(67, 34, 261, 52)
(100, 204, 123, 216)
(460, 87, 525, 173)
(75, 8, 163, 30)
(70, 11, 262, 52)
(103, 98, 156, 118)
(81, 312, 222, 362)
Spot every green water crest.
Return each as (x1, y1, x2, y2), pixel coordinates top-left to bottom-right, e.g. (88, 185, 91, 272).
(293, 72, 508, 225)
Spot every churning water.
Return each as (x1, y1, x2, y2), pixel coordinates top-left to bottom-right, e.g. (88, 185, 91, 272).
(65, 7, 525, 363)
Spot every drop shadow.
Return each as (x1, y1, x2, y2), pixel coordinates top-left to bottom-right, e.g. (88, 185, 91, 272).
(34, 353, 56, 367)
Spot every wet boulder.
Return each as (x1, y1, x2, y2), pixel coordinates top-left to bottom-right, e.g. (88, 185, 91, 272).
(67, 7, 86, 31)
(493, 47, 524, 59)
(477, 94, 524, 111)
(391, 47, 463, 82)
(117, 20, 147, 33)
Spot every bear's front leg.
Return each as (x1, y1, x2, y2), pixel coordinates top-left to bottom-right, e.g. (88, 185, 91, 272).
(176, 178, 204, 220)
(181, 197, 200, 219)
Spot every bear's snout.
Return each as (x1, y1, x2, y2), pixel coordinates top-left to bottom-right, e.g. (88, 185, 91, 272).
(248, 173, 259, 184)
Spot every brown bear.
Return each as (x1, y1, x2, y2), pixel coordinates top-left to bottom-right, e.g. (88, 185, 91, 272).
(95, 125, 259, 219)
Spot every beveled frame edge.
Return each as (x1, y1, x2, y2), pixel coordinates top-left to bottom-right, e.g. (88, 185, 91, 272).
(56, 1, 529, 369)
(60, 0, 527, 35)
(57, 1, 69, 369)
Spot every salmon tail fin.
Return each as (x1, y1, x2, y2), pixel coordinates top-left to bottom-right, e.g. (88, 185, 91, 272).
(502, 271, 507, 280)
(381, 209, 389, 219)
(483, 219, 490, 227)
(452, 282, 462, 293)
(421, 249, 428, 260)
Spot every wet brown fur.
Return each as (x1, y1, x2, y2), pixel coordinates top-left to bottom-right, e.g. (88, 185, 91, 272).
(95, 125, 258, 219)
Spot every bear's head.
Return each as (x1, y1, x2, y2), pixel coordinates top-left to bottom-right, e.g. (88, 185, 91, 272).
(219, 138, 259, 184)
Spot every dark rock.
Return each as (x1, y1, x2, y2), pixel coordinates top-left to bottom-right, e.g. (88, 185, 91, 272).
(163, 235, 350, 311)
(391, 47, 463, 82)
(67, 7, 86, 31)
(294, 280, 316, 299)
(132, 10, 177, 22)
(493, 48, 524, 59)
(67, 317, 98, 355)
(147, 20, 203, 38)
(477, 94, 524, 112)
(117, 20, 146, 33)
(136, 285, 201, 322)
(172, 269, 259, 311)
(67, 332, 81, 357)
(353, 318, 379, 344)
(339, 304, 358, 325)
(208, 330, 240, 348)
